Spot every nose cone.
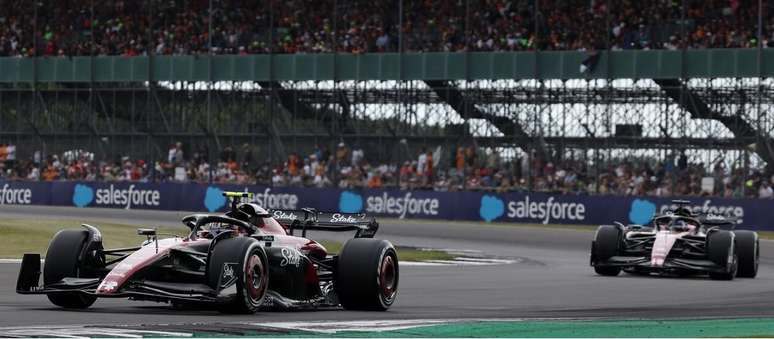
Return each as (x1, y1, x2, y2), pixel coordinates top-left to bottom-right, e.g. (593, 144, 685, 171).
(650, 230, 681, 267)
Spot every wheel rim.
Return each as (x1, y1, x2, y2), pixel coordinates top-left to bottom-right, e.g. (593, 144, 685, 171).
(379, 255, 397, 303)
(245, 254, 266, 305)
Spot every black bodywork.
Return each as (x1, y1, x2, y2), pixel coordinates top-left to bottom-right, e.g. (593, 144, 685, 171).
(590, 200, 757, 278)
(16, 206, 382, 310)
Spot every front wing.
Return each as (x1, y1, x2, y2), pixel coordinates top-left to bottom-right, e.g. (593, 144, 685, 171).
(17, 253, 221, 302)
(17, 253, 339, 310)
(592, 255, 728, 274)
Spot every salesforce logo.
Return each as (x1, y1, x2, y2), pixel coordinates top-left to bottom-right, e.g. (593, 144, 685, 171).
(0, 183, 33, 206)
(72, 184, 94, 208)
(659, 200, 744, 224)
(629, 199, 656, 225)
(628, 199, 744, 225)
(339, 191, 364, 213)
(479, 195, 505, 222)
(497, 195, 586, 224)
(204, 186, 227, 212)
(204, 187, 299, 212)
(347, 191, 440, 218)
(73, 184, 161, 209)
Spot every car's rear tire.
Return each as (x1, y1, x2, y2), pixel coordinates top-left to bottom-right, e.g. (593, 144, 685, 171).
(43, 229, 98, 309)
(335, 239, 398, 311)
(707, 231, 737, 280)
(735, 230, 759, 278)
(207, 237, 268, 314)
(591, 226, 622, 276)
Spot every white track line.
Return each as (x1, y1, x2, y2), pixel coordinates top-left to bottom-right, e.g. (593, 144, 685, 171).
(0, 257, 516, 266)
(0, 325, 192, 338)
(0, 317, 597, 337)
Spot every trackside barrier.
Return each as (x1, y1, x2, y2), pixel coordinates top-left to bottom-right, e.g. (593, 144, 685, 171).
(0, 180, 771, 230)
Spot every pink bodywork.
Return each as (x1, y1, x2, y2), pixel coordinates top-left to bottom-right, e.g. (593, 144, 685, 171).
(96, 216, 327, 295)
(650, 225, 695, 267)
(96, 237, 207, 295)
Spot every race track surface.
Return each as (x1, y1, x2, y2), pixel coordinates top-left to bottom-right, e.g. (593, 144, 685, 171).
(1, 205, 774, 328)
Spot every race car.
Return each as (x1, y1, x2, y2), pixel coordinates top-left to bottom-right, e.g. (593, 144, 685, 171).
(590, 200, 759, 280)
(16, 192, 398, 313)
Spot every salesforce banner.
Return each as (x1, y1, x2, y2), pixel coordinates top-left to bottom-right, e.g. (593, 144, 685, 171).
(2, 180, 773, 230)
(469, 192, 766, 230)
(0, 181, 50, 206)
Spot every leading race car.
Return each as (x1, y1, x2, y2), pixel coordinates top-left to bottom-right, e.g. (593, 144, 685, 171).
(591, 200, 759, 280)
(16, 192, 399, 313)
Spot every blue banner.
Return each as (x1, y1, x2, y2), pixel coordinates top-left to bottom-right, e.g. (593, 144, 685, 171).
(2, 180, 771, 230)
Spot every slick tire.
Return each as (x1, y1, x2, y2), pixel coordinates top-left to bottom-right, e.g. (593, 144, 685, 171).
(207, 237, 269, 314)
(707, 230, 737, 280)
(43, 229, 98, 309)
(592, 225, 622, 276)
(335, 239, 399, 311)
(735, 231, 759, 278)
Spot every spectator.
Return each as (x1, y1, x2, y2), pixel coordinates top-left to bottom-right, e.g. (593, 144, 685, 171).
(1, 142, 771, 200)
(759, 181, 773, 199)
(417, 147, 427, 176)
(0, 0, 769, 58)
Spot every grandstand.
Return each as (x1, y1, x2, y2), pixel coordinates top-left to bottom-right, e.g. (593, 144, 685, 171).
(0, 0, 773, 198)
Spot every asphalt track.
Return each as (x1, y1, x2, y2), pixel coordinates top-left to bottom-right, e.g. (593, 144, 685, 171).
(1, 205, 774, 328)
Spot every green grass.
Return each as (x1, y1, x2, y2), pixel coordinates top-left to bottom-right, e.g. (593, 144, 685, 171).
(320, 318, 774, 338)
(318, 240, 454, 262)
(384, 217, 774, 239)
(756, 231, 774, 240)
(381, 217, 598, 232)
(0, 219, 187, 258)
(0, 219, 453, 262)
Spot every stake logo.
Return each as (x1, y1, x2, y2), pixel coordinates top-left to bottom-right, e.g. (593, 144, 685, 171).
(280, 248, 301, 267)
(219, 263, 238, 289)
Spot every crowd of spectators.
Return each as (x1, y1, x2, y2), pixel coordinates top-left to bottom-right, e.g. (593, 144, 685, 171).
(1, 141, 773, 199)
(0, 0, 771, 57)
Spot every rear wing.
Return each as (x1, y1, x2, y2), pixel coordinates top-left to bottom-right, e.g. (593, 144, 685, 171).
(699, 214, 738, 230)
(269, 208, 379, 238)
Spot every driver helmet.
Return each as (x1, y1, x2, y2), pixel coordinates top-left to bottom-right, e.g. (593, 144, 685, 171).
(209, 222, 236, 237)
(655, 217, 670, 230)
(673, 219, 697, 232)
(673, 207, 692, 217)
(237, 203, 268, 227)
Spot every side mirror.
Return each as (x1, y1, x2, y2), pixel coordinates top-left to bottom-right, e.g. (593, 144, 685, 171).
(138, 228, 159, 253)
(137, 228, 157, 236)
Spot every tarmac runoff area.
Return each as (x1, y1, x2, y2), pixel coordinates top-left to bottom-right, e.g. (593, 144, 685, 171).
(2, 205, 774, 337)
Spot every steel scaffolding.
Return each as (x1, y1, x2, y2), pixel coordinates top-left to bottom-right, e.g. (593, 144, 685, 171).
(0, 0, 772, 183)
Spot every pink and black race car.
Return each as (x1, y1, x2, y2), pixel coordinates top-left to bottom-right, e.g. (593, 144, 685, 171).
(16, 192, 398, 313)
(591, 200, 759, 280)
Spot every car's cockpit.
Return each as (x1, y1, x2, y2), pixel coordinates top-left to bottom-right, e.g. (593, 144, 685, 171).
(653, 215, 701, 234)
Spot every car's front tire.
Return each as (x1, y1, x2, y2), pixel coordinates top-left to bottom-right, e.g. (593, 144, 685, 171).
(591, 225, 622, 276)
(207, 237, 269, 314)
(735, 230, 759, 278)
(335, 239, 399, 311)
(44, 229, 98, 308)
(707, 230, 737, 280)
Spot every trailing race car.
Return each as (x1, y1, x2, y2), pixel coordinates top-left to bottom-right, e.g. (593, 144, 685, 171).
(591, 200, 759, 280)
(16, 192, 398, 313)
